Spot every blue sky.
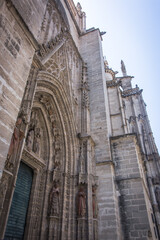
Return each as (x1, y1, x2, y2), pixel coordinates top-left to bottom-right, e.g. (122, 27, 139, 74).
(73, 0, 160, 152)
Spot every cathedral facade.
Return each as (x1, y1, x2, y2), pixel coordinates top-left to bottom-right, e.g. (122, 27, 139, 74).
(0, 0, 160, 239)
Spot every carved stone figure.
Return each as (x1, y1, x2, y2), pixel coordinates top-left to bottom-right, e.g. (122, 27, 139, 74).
(121, 60, 127, 76)
(155, 186, 160, 210)
(92, 186, 98, 218)
(33, 128, 41, 155)
(6, 117, 24, 169)
(78, 186, 86, 217)
(26, 129, 34, 151)
(53, 160, 60, 171)
(49, 182, 60, 216)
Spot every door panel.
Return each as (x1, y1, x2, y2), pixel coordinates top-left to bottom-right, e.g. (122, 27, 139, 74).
(5, 162, 33, 240)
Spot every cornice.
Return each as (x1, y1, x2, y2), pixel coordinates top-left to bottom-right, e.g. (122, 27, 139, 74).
(116, 76, 134, 80)
(122, 87, 143, 98)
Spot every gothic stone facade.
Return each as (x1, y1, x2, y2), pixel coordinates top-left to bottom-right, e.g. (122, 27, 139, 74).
(0, 0, 160, 239)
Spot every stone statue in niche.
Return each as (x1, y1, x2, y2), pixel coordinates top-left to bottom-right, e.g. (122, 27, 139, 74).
(77, 186, 86, 217)
(155, 186, 160, 210)
(92, 186, 98, 218)
(0, 175, 8, 214)
(52, 10, 61, 38)
(6, 116, 24, 169)
(30, 111, 38, 129)
(49, 182, 60, 216)
(26, 110, 41, 156)
(26, 129, 34, 151)
(33, 128, 41, 155)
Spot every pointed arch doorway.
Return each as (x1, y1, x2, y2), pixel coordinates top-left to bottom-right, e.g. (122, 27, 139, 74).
(5, 162, 33, 240)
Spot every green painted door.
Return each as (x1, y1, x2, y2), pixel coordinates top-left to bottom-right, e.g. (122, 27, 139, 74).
(5, 162, 33, 240)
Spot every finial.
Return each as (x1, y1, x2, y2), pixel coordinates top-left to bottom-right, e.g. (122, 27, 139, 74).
(77, 2, 82, 14)
(121, 60, 127, 76)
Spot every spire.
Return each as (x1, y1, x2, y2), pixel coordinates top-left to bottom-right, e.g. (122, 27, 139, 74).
(121, 60, 127, 76)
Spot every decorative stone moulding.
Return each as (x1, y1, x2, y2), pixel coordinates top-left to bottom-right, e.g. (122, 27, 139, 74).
(92, 175, 99, 187)
(106, 79, 122, 88)
(104, 60, 118, 78)
(52, 169, 62, 183)
(38, 30, 69, 59)
(78, 173, 88, 185)
(22, 148, 46, 170)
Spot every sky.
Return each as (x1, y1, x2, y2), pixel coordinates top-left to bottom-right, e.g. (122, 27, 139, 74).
(73, 0, 160, 152)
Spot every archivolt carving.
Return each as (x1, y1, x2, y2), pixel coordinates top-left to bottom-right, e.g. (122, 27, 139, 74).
(36, 71, 77, 157)
(42, 37, 82, 132)
(35, 93, 63, 172)
(35, 72, 77, 234)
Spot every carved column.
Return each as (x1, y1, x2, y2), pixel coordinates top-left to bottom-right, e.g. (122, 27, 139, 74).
(77, 135, 97, 240)
(0, 56, 42, 239)
(76, 62, 98, 240)
(77, 135, 98, 240)
(81, 62, 90, 135)
(77, 138, 88, 240)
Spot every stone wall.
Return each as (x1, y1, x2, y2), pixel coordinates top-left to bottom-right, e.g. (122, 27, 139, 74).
(111, 134, 156, 239)
(79, 29, 111, 163)
(0, 0, 160, 239)
(79, 29, 123, 239)
(0, 1, 36, 178)
(11, 0, 47, 41)
(107, 86, 124, 136)
(96, 163, 122, 239)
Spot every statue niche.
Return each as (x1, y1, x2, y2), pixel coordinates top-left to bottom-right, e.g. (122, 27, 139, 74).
(77, 186, 86, 217)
